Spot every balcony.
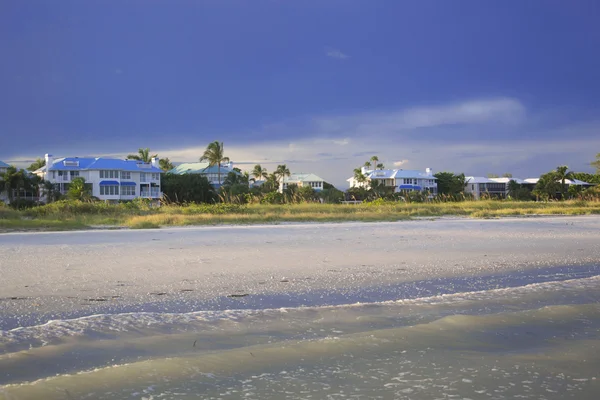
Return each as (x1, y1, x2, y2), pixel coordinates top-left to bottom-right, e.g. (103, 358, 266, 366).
(140, 189, 161, 198)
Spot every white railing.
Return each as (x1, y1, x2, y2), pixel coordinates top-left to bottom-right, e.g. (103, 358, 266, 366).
(141, 189, 161, 198)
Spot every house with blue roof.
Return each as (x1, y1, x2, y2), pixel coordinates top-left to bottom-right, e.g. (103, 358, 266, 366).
(168, 161, 241, 188)
(348, 167, 437, 195)
(34, 154, 163, 202)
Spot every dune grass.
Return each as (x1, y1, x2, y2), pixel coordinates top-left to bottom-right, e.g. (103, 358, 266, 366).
(1, 200, 599, 232)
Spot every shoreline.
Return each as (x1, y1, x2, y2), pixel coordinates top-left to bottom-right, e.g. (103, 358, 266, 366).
(1, 216, 600, 329)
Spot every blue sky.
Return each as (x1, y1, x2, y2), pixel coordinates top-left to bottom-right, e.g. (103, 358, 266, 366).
(1, 0, 599, 187)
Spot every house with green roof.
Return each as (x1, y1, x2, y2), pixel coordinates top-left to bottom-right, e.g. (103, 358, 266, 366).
(169, 161, 241, 188)
(281, 173, 325, 193)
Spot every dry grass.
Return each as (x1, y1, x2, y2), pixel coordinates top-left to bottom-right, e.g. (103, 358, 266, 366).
(1, 200, 600, 232)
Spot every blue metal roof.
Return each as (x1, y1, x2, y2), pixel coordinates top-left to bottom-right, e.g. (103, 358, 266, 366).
(47, 157, 162, 173)
(0, 160, 10, 168)
(120, 181, 136, 186)
(99, 180, 120, 185)
(169, 162, 241, 175)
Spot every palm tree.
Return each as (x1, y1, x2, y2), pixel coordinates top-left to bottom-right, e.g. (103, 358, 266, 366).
(370, 156, 379, 169)
(127, 148, 157, 163)
(159, 157, 174, 172)
(363, 161, 371, 169)
(353, 168, 367, 187)
(252, 164, 268, 181)
(27, 158, 46, 171)
(555, 165, 574, 199)
(200, 141, 229, 186)
(0, 166, 27, 203)
(376, 163, 385, 170)
(274, 164, 291, 191)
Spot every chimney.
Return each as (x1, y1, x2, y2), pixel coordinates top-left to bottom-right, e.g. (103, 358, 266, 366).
(227, 161, 233, 169)
(426, 167, 432, 176)
(151, 157, 159, 169)
(45, 154, 53, 171)
(361, 166, 367, 175)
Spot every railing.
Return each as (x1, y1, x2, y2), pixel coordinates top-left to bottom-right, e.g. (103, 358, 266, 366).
(141, 190, 161, 198)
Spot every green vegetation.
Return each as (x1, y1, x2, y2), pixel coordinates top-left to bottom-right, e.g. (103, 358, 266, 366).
(1, 199, 600, 232)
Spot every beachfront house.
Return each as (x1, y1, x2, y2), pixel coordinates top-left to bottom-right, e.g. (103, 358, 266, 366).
(168, 161, 241, 189)
(33, 154, 163, 203)
(347, 167, 437, 195)
(279, 173, 326, 193)
(464, 176, 517, 200)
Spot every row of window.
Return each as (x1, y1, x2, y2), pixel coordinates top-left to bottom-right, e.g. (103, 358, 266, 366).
(401, 179, 435, 185)
(99, 185, 137, 196)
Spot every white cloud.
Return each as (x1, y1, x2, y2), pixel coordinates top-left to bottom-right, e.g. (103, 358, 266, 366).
(9, 97, 598, 189)
(325, 47, 349, 60)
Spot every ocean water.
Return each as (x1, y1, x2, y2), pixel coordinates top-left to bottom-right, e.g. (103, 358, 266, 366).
(2, 268, 600, 399)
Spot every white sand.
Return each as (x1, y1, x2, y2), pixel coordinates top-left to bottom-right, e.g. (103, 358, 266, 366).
(1, 216, 600, 320)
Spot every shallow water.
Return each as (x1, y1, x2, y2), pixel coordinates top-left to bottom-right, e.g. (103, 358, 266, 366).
(2, 268, 600, 399)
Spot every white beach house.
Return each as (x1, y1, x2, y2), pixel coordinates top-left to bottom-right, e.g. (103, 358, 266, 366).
(34, 154, 163, 202)
(168, 161, 241, 188)
(280, 173, 326, 193)
(347, 167, 437, 195)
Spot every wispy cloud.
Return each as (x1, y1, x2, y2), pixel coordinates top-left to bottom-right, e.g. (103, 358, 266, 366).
(325, 47, 349, 60)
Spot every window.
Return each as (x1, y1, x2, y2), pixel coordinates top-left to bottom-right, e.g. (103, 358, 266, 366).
(151, 173, 160, 180)
(70, 171, 79, 177)
(52, 171, 56, 179)
(100, 185, 119, 196)
(63, 160, 79, 167)
(140, 173, 147, 182)
(404, 178, 414, 185)
(121, 186, 135, 196)
(121, 171, 131, 180)
(100, 170, 119, 179)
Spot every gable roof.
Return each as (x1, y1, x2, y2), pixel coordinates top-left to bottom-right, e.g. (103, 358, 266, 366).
(46, 157, 162, 173)
(284, 173, 325, 183)
(0, 160, 10, 168)
(169, 162, 241, 175)
(356, 169, 436, 180)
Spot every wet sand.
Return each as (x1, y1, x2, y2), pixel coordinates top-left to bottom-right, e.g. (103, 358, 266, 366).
(1, 216, 600, 328)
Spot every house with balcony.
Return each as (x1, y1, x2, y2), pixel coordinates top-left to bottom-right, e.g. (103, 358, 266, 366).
(279, 173, 325, 193)
(33, 154, 163, 202)
(347, 167, 437, 195)
(168, 161, 241, 188)
(464, 176, 513, 199)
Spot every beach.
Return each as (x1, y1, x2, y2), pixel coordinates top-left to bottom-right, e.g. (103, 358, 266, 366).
(1, 216, 600, 399)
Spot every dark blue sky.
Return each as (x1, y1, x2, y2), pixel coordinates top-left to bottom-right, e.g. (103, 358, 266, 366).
(1, 0, 599, 186)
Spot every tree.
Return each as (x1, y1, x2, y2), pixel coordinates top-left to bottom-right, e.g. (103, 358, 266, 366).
(376, 163, 385, 170)
(161, 174, 216, 204)
(364, 161, 371, 169)
(200, 141, 229, 187)
(487, 173, 499, 178)
(274, 164, 291, 190)
(370, 156, 379, 169)
(320, 187, 344, 203)
(507, 179, 531, 201)
(127, 148, 157, 163)
(0, 166, 28, 203)
(533, 171, 561, 201)
(555, 165, 574, 199)
(353, 168, 367, 187)
(67, 177, 92, 201)
(42, 180, 61, 203)
(502, 173, 513, 178)
(251, 164, 268, 181)
(433, 172, 466, 196)
(159, 158, 174, 172)
(27, 158, 46, 171)
(591, 153, 600, 174)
